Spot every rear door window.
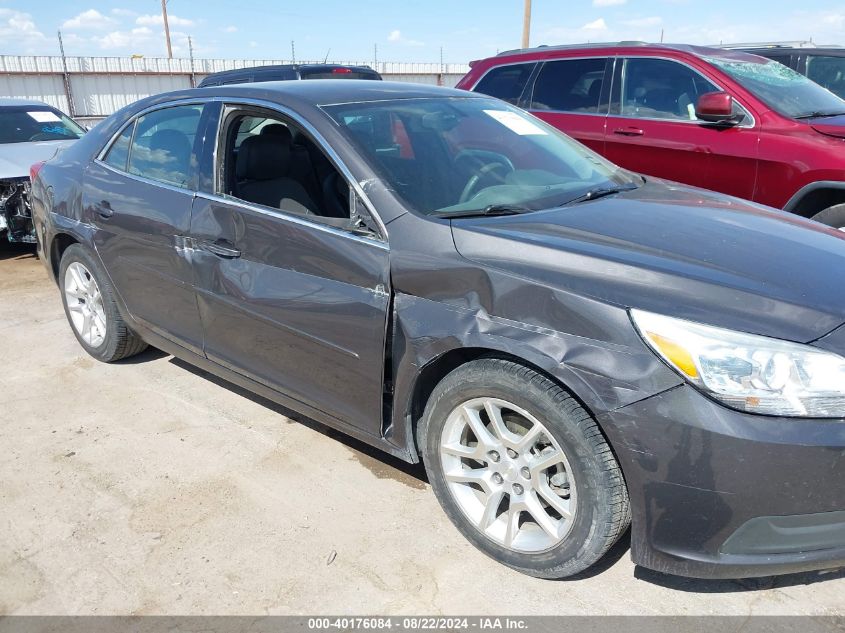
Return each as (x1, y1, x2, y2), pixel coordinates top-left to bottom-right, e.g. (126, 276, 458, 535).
(473, 63, 536, 105)
(126, 104, 203, 188)
(529, 58, 608, 113)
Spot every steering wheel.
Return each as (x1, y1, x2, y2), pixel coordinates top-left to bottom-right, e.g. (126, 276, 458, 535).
(459, 162, 513, 203)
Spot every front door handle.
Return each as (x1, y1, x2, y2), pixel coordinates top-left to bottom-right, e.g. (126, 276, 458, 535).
(94, 200, 114, 218)
(199, 239, 241, 259)
(613, 127, 645, 137)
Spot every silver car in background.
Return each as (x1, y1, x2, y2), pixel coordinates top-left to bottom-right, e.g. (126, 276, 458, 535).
(0, 98, 84, 243)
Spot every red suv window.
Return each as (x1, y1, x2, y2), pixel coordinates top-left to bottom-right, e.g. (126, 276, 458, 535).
(529, 58, 608, 113)
(473, 63, 536, 105)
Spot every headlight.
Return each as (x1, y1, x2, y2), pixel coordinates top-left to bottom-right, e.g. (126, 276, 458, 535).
(631, 310, 845, 418)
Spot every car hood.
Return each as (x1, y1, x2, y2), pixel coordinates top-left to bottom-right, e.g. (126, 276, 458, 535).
(0, 140, 76, 179)
(451, 181, 845, 343)
(807, 114, 845, 139)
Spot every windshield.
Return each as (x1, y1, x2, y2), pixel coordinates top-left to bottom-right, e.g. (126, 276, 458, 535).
(322, 97, 636, 216)
(706, 56, 845, 119)
(0, 106, 84, 144)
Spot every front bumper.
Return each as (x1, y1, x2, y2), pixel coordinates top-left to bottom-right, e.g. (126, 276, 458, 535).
(599, 384, 845, 579)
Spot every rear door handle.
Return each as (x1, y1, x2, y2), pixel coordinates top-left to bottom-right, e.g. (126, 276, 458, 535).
(199, 239, 241, 259)
(613, 127, 645, 137)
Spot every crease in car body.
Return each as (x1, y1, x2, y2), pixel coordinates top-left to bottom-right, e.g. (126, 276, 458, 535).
(30, 80, 845, 581)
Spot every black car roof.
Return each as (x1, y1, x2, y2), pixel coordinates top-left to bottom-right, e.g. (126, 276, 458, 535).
(201, 63, 378, 79)
(739, 46, 845, 56)
(192, 79, 474, 105)
(115, 80, 480, 124)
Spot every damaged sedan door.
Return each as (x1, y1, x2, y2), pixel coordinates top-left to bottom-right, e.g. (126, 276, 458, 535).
(190, 104, 392, 438)
(84, 102, 210, 353)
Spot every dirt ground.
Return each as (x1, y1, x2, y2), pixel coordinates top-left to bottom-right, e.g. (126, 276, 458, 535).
(1, 240, 844, 616)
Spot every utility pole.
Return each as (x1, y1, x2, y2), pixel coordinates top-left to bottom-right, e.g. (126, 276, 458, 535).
(57, 31, 76, 117)
(188, 36, 196, 87)
(161, 0, 173, 59)
(521, 0, 532, 49)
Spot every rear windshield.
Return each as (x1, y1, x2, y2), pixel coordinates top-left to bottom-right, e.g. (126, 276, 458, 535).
(706, 56, 845, 119)
(300, 69, 381, 80)
(0, 106, 84, 144)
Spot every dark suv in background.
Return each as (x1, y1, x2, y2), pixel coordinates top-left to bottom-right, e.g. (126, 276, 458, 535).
(458, 43, 845, 229)
(730, 43, 845, 99)
(198, 63, 382, 87)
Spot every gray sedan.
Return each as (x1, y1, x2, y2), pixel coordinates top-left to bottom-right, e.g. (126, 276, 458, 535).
(30, 80, 845, 579)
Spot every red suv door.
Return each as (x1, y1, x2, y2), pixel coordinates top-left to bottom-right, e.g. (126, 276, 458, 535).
(602, 56, 760, 200)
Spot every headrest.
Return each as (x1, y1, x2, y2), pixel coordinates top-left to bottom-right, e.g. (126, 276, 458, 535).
(149, 129, 191, 161)
(237, 134, 291, 181)
(260, 123, 293, 144)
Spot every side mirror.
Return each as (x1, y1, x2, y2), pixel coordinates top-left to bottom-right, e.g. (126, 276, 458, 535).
(695, 92, 745, 125)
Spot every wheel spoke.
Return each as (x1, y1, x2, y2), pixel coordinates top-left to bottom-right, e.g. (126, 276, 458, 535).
(67, 302, 84, 314)
(445, 467, 489, 489)
(536, 481, 573, 520)
(516, 423, 543, 452)
(483, 400, 511, 442)
(81, 312, 92, 341)
(65, 286, 85, 301)
(70, 265, 87, 294)
(441, 441, 484, 460)
(503, 504, 521, 548)
(462, 405, 497, 450)
(478, 489, 505, 531)
(525, 490, 562, 539)
(530, 448, 564, 475)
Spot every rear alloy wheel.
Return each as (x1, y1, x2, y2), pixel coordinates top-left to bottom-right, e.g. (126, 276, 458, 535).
(420, 358, 630, 579)
(811, 203, 845, 231)
(59, 244, 148, 362)
(64, 261, 107, 348)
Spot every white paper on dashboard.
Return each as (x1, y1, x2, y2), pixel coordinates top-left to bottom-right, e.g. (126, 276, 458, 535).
(27, 111, 62, 123)
(483, 109, 548, 136)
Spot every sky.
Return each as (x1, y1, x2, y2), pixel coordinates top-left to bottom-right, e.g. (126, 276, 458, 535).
(0, 0, 843, 64)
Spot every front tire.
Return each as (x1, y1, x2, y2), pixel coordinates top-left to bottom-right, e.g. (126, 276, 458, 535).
(419, 358, 630, 578)
(811, 204, 845, 231)
(59, 244, 147, 362)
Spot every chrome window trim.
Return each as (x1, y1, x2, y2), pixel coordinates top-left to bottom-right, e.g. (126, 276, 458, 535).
(95, 99, 209, 162)
(94, 157, 199, 197)
(194, 190, 389, 250)
(611, 55, 757, 129)
(91, 95, 390, 245)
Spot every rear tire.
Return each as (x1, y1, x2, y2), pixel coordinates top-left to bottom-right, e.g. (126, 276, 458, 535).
(59, 244, 147, 362)
(419, 358, 630, 578)
(811, 204, 845, 231)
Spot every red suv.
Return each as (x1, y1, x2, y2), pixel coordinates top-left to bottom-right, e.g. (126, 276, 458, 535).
(457, 43, 845, 229)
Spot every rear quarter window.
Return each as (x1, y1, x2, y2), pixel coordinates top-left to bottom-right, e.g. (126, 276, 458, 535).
(473, 63, 536, 105)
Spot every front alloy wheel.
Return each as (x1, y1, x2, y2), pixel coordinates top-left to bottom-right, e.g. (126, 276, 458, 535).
(440, 397, 577, 552)
(420, 358, 630, 579)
